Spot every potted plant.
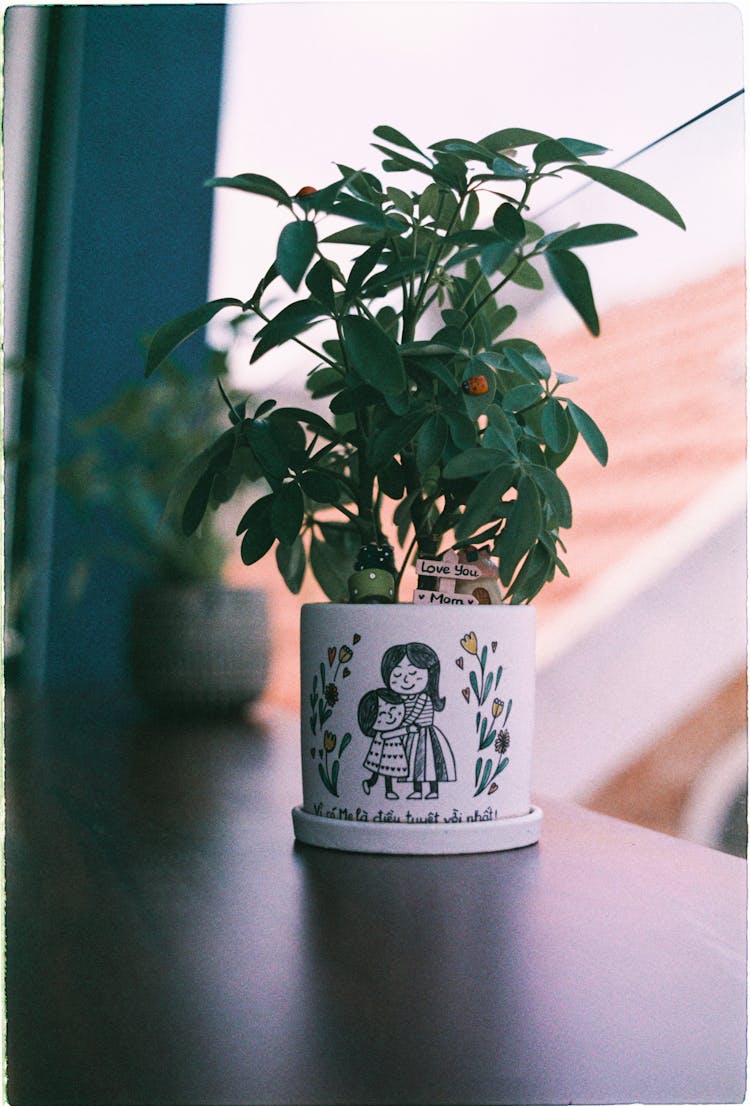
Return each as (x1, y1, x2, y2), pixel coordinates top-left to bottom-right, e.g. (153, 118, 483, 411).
(58, 348, 270, 716)
(146, 123, 683, 850)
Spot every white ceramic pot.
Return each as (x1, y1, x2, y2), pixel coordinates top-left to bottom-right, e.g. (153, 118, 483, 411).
(292, 603, 542, 854)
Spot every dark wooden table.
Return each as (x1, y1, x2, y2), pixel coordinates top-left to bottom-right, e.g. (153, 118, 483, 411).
(5, 691, 747, 1105)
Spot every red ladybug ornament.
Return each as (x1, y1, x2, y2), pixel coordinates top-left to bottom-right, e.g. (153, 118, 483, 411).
(295, 185, 317, 197)
(462, 374, 489, 396)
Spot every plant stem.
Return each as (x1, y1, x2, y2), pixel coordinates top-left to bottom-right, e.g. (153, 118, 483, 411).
(253, 305, 337, 368)
(394, 532, 419, 599)
(411, 189, 468, 326)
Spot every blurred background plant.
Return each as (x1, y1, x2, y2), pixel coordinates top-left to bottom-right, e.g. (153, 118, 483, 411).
(54, 343, 259, 597)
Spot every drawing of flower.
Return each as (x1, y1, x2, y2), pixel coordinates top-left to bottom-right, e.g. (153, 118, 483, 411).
(308, 637, 361, 795)
(494, 729, 510, 755)
(460, 630, 510, 797)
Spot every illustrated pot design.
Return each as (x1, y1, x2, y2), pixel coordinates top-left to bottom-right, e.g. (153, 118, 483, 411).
(292, 603, 542, 854)
(129, 584, 269, 716)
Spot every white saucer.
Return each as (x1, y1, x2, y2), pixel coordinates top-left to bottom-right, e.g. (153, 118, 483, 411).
(292, 804, 542, 855)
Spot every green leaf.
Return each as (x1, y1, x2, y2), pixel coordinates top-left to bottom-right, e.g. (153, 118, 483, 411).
(506, 257, 544, 290)
(566, 164, 686, 228)
(502, 346, 551, 382)
(565, 400, 608, 465)
(491, 156, 528, 180)
(373, 124, 426, 157)
(443, 448, 511, 480)
(367, 409, 429, 471)
(480, 127, 552, 150)
(310, 533, 355, 602)
(416, 357, 459, 394)
(371, 143, 434, 177)
(558, 137, 609, 157)
(443, 409, 477, 450)
(251, 299, 326, 362)
(271, 481, 304, 545)
(341, 315, 406, 397)
(492, 202, 526, 244)
(276, 220, 318, 291)
(181, 469, 215, 536)
(429, 138, 495, 165)
(377, 458, 404, 500)
(246, 261, 279, 310)
(455, 465, 516, 541)
(345, 243, 385, 298)
(246, 418, 290, 479)
(386, 186, 413, 213)
(507, 542, 552, 604)
(321, 225, 387, 246)
(305, 258, 336, 310)
(496, 476, 542, 585)
(546, 249, 600, 336)
(527, 464, 572, 528)
(238, 495, 275, 565)
(334, 196, 406, 232)
(205, 172, 292, 207)
(461, 190, 480, 230)
(145, 298, 244, 377)
(502, 383, 543, 413)
(295, 176, 348, 214)
(299, 470, 341, 503)
(416, 414, 448, 473)
(547, 223, 637, 251)
(276, 535, 306, 594)
(540, 398, 570, 453)
(533, 139, 582, 167)
(329, 384, 380, 415)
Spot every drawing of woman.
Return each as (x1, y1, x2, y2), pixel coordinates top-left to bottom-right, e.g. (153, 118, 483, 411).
(381, 643, 456, 799)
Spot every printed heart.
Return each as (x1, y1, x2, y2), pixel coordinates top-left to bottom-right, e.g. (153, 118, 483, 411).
(489, 782, 498, 795)
(327, 647, 336, 665)
(455, 657, 464, 669)
(343, 667, 351, 678)
(462, 688, 470, 702)
(491, 641, 497, 652)
(353, 633, 361, 644)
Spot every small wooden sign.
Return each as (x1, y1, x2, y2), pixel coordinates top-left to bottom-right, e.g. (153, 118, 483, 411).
(413, 549, 479, 606)
(413, 589, 477, 606)
(415, 557, 483, 581)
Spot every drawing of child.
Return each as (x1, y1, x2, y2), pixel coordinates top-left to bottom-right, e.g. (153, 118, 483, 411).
(381, 643, 456, 799)
(357, 688, 409, 800)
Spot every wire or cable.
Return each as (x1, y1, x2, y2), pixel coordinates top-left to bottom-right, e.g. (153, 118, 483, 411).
(533, 88, 745, 219)
(615, 88, 744, 169)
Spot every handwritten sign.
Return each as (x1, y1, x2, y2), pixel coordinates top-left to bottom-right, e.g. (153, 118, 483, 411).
(413, 589, 477, 606)
(413, 550, 479, 605)
(415, 557, 482, 580)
